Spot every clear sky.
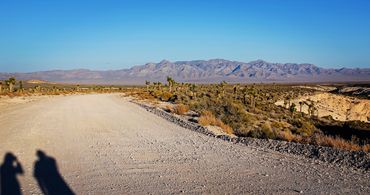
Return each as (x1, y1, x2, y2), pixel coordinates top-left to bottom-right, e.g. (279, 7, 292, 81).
(0, 0, 369, 72)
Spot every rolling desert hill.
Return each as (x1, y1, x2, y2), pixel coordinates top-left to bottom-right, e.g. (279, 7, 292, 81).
(1, 59, 369, 84)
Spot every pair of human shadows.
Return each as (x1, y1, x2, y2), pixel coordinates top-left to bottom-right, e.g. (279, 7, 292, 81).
(0, 150, 75, 195)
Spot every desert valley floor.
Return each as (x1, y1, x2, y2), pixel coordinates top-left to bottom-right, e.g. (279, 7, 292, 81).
(0, 94, 369, 194)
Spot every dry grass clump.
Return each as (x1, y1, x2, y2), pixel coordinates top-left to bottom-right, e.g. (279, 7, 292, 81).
(199, 111, 219, 126)
(362, 144, 370, 152)
(133, 91, 155, 100)
(278, 132, 369, 152)
(199, 110, 234, 135)
(3, 92, 22, 98)
(165, 105, 174, 113)
(278, 130, 295, 142)
(313, 135, 362, 151)
(160, 92, 173, 101)
(173, 104, 189, 115)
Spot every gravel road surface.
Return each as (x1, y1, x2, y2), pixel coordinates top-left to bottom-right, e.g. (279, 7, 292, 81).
(0, 94, 368, 194)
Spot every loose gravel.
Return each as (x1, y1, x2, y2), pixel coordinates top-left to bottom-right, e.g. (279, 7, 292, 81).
(135, 101, 370, 170)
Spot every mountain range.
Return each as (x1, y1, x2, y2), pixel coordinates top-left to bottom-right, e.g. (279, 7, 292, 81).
(1, 59, 369, 84)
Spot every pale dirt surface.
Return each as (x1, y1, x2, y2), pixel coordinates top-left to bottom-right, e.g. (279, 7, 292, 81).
(0, 95, 49, 111)
(276, 92, 370, 122)
(296, 85, 337, 92)
(0, 94, 369, 194)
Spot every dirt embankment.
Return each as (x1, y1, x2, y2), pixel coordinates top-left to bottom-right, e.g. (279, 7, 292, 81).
(276, 92, 370, 122)
(134, 101, 370, 169)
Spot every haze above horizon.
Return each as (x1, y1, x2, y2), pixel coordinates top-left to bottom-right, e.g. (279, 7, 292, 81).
(1, 0, 370, 72)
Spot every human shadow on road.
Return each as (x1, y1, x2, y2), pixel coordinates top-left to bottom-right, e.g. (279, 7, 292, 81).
(0, 152, 24, 195)
(33, 150, 75, 195)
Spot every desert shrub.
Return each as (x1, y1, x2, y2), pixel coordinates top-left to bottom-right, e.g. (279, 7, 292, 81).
(160, 92, 173, 101)
(150, 90, 162, 99)
(190, 96, 256, 136)
(297, 121, 316, 136)
(188, 96, 216, 112)
(218, 100, 256, 135)
(199, 110, 234, 135)
(260, 122, 275, 139)
(173, 104, 189, 115)
(362, 144, 370, 152)
(271, 121, 286, 130)
(135, 91, 156, 100)
(278, 130, 295, 142)
(247, 122, 276, 139)
(176, 94, 190, 104)
(290, 118, 316, 136)
(248, 129, 263, 138)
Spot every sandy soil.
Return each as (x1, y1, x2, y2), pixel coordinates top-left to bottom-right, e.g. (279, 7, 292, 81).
(0, 94, 369, 194)
(0, 95, 48, 111)
(276, 92, 370, 122)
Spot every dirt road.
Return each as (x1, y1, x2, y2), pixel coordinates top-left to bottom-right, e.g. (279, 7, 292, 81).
(0, 94, 368, 194)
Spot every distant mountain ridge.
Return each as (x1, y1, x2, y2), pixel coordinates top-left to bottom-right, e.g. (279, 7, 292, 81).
(1, 59, 369, 84)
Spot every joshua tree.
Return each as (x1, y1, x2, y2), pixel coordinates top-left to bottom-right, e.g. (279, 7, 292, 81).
(34, 85, 41, 92)
(219, 81, 227, 96)
(249, 88, 258, 109)
(177, 82, 185, 92)
(0, 81, 2, 93)
(215, 89, 222, 99)
(167, 76, 175, 92)
(305, 101, 315, 117)
(284, 95, 292, 108)
(6, 77, 16, 92)
(314, 107, 319, 117)
(289, 103, 297, 113)
(298, 101, 303, 112)
(189, 83, 196, 92)
(183, 83, 189, 94)
(189, 83, 197, 100)
(19, 81, 23, 91)
(283, 99, 289, 108)
(157, 82, 163, 91)
(233, 84, 240, 99)
(145, 80, 150, 92)
(241, 87, 248, 105)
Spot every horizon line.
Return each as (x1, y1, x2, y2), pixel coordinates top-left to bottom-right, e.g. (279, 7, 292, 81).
(1, 58, 367, 74)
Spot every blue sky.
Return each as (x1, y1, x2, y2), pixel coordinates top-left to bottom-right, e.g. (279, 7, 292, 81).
(0, 0, 369, 72)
